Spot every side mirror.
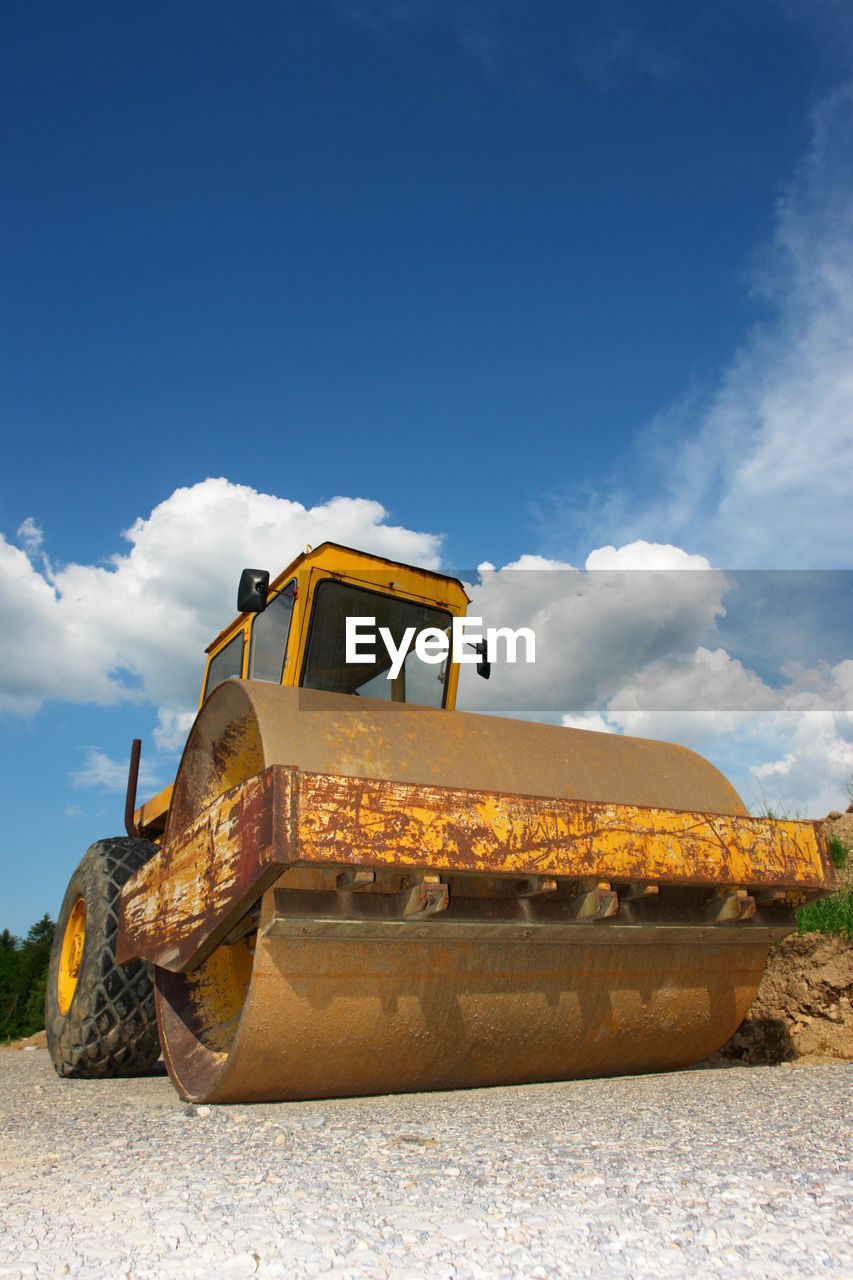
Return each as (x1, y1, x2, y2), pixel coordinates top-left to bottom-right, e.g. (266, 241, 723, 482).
(238, 568, 270, 614)
(469, 638, 491, 680)
(477, 646, 491, 680)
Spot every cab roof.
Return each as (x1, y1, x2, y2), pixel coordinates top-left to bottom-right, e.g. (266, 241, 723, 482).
(205, 541, 470, 653)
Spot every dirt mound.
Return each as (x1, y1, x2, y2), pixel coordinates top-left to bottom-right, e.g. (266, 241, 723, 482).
(825, 806, 853, 838)
(715, 812, 852, 1067)
(0, 1030, 46, 1052)
(825, 810, 853, 888)
(712, 933, 853, 1066)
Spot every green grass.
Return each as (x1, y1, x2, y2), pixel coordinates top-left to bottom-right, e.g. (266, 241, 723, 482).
(797, 886, 853, 940)
(828, 833, 848, 870)
(793, 827, 851, 939)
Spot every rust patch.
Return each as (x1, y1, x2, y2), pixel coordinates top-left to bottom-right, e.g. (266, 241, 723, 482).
(118, 764, 834, 978)
(296, 771, 834, 891)
(117, 766, 294, 972)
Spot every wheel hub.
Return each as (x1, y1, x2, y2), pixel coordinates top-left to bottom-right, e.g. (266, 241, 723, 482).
(57, 897, 86, 1015)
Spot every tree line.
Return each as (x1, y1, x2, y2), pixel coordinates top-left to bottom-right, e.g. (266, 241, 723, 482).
(0, 916, 55, 1041)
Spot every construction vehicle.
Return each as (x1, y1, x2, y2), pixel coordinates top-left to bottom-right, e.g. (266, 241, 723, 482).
(46, 543, 835, 1102)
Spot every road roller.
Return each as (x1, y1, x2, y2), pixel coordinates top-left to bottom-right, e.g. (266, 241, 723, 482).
(46, 543, 835, 1102)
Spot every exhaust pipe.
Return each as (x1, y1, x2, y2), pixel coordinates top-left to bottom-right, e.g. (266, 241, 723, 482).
(124, 738, 142, 838)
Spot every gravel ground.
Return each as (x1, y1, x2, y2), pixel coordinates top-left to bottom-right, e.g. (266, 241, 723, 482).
(0, 1051, 851, 1279)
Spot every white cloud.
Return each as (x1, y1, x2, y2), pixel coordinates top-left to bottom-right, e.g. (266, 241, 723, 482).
(511, 85, 853, 811)
(747, 711, 853, 819)
(555, 87, 853, 569)
(0, 536, 96, 715)
(597, 660, 853, 817)
(458, 550, 729, 714)
(602, 646, 779, 743)
(560, 710, 617, 735)
(585, 541, 712, 571)
(0, 479, 442, 717)
(3, 479, 850, 818)
(458, 555, 852, 816)
(17, 518, 44, 559)
(70, 748, 161, 794)
(703, 85, 853, 566)
(152, 707, 198, 753)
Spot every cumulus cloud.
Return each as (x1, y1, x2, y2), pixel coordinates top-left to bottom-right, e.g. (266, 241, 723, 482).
(458, 545, 729, 714)
(601, 646, 779, 742)
(0, 479, 442, 716)
(581, 660, 853, 816)
(510, 84, 853, 809)
(698, 86, 853, 566)
(584, 542, 713, 572)
(456, 553, 852, 815)
(748, 709, 853, 819)
(560, 710, 616, 735)
(737, 662, 853, 814)
(3, 481, 849, 817)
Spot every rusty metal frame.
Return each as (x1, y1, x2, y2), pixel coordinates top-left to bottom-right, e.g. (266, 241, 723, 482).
(261, 887, 795, 944)
(117, 763, 833, 974)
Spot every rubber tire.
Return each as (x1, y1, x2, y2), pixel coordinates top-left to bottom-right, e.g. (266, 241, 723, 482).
(46, 837, 161, 1078)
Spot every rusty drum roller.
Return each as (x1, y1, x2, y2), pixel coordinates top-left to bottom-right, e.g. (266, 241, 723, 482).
(118, 681, 834, 1103)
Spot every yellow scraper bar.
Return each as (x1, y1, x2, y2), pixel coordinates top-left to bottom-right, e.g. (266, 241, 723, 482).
(118, 764, 834, 973)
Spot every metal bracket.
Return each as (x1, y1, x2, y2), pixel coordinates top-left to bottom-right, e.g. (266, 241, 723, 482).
(709, 888, 756, 924)
(262, 887, 793, 943)
(516, 877, 558, 898)
(336, 869, 376, 891)
(223, 899, 262, 945)
(400, 877, 449, 918)
(571, 880, 619, 921)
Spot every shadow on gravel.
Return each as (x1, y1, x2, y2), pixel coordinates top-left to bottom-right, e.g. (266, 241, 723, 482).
(704, 1016, 797, 1069)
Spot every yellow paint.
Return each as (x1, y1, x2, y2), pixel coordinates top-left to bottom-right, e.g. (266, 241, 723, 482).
(287, 546, 468, 711)
(57, 896, 86, 1016)
(135, 543, 470, 838)
(125, 760, 831, 970)
(297, 772, 830, 889)
(183, 936, 253, 1053)
(118, 770, 280, 967)
(202, 543, 469, 711)
(134, 782, 174, 835)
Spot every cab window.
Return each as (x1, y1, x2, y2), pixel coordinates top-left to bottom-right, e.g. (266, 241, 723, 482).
(248, 582, 295, 683)
(301, 580, 451, 709)
(203, 631, 244, 701)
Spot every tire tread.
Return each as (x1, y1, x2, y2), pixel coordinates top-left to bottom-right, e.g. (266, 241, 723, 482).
(46, 837, 161, 1078)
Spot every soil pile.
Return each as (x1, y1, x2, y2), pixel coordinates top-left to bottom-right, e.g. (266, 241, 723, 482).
(825, 806, 853, 856)
(0, 1029, 46, 1051)
(713, 812, 852, 1066)
(826, 808, 853, 892)
(713, 932, 853, 1065)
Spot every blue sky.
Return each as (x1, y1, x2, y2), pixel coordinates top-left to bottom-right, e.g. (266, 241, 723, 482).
(2, 2, 853, 933)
